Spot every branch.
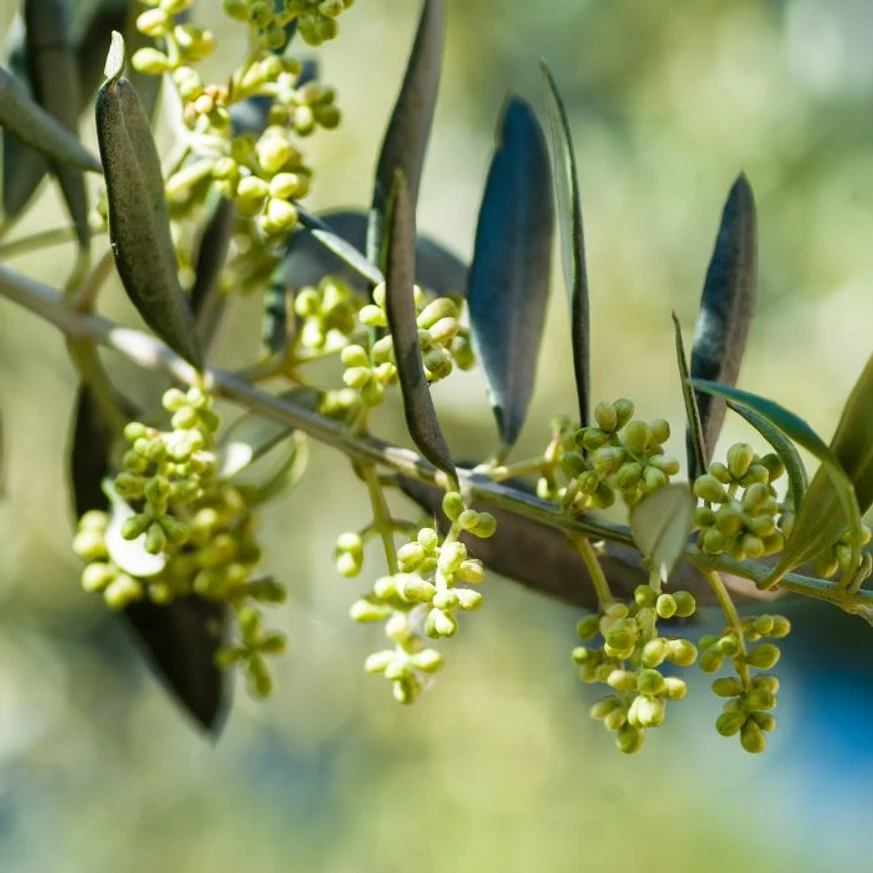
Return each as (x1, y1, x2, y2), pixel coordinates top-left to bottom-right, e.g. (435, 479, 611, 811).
(1, 262, 872, 618)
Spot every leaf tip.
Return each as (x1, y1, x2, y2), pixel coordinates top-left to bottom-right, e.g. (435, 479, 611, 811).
(105, 31, 126, 82)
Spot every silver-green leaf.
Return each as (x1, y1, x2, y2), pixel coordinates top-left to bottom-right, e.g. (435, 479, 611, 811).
(467, 96, 554, 450)
(689, 174, 757, 476)
(384, 172, 454, 476)
(630, 484, 696, 582)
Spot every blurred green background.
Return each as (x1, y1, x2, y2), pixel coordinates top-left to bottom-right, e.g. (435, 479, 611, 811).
(2, 0, 873, 870)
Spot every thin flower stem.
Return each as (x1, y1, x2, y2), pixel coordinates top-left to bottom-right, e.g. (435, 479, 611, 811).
(572, 535, 614, 608)
(0, 224, 107, 259)
(2, 261, 873, 618)
(361, 462, 399, 576)
(705, 568, 750, 687)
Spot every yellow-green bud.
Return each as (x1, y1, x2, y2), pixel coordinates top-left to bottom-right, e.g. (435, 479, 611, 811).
(413, 649, 444, 673)
(694, 475, 727, 504)
(349, 598, 391, 623)
(672, 591, 696, 618)
(607, 669, 637, 692)
(131, 48, 171, 75)
(104, 574, 143, 609)
(615, 723, 644, 754)
(594, 402, 618, 432)
(655, 593, 677, 619)
(650, 419, 670, 444)
(716, 711, 746, 737)
(396, 574, 436, 603)
(746, 643, 780, 670)
(740, 719, 766, 753)
(726, 443, 755, 480)
(663, 677, 687, 700)
(455, 589, 483, 611)
(641, 638, 668, 668)
(471, 512, 497, 538)
(623, 421, 651, 455)
(425, 608, 458, 638)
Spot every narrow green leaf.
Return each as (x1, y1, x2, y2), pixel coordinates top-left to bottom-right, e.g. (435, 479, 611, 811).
(23, 0, 92, 250)
(261, 274, 291, 355)
(124, 595, 229, 733)
(0, 65, 101, 174)
(284, 209, 468, 298)
(367, 0, 444, 267)
(297, 206, 385, 287)
(672, 312, 706, 481)
(190, 193, 235, 355)
(96, 33, 203, 368)
(384, 172, 454, 476)
(690, 174, 757, 476)
(691, 378, 861, 588)
(726, 401, 808, 513)
(540, 60, 590, 428)
(630, 484, 696, 582)
(249, 431, 309, 505)
(467, 96, 554, 449)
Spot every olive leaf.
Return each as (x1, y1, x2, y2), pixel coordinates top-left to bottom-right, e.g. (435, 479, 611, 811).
(261, 274, 292, 355)
(297, 206, 385, 287)
(691, 379, 861, 589)
(367, 0, 445, 267)
(248, 431, 309, 505)
(190, 193, 236, 355)
(630, 483, 696, 582)
(541, 60, 591, 428)
(689, 174, 757, 477)
(727, 401, 808, 513)
(96, 32, 203, 368)
(23, 0, 92, 250)
(283, 209, 468, 298)
(2, 0, 140, 226)
(67, 384, 229, 733)
(0, 65, 101, 174)
(384, 171, 455, 476)
(467, 96, 554, 451)
(672, 312, 707, 480)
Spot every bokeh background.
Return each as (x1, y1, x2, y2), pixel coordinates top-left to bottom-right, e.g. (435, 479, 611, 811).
(1, 0, 873, 870)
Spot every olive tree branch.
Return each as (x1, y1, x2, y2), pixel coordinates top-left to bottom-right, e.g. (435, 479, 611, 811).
(1, 262, 871, 618)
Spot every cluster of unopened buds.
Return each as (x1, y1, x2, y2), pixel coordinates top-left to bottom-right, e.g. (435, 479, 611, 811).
(223, 0, 355, 47)
(72, 388, 288, 697)
(700, 613, 790, 753)
(539, 399, 680, 511)
(692, 443, 786, 561)
(353, 283, 475, 389)
(574, 585, 698, 754)
(340, 491, 496, 704)
(295, 275, 359, 353)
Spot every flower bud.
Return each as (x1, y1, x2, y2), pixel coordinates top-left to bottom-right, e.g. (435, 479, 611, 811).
(364, 650, 395, 674)
(740, 720, 766, 753)
(615, 723, 644, 754)
(716, 711, 746, 737)
(425, 608, 458, 638)
(636, 669, 666, 696)
(455, 589, 483, 611)
(594, 402, 618, 433)
(396, 574, 436, 603)
(746, 643, 780, 670)
(649, 419, 670, 444)
(413, 649, 445, 673)
(349, 598, 391, 623)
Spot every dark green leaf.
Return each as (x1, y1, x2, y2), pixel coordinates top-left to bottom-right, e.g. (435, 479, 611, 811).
(261, 274, 291, 355)
(672, 312, 706, 481)
(190, 193, 235, 355)
(384, 172, 454, 476)
(541, 60, 590, 428)
(283, 209, 468, 298)
(297, 206, 385, 287)
(691, 378, 861, 588)
(690, 174, 757, 476)
(467, 96, 554, 450)
(23, 0, 92, 249)
(96, 34, 203, 368)
(67, 384, 228, 733)
(367, 0, 444, 267)
(727, 401, 807, 513)
(0, 65, 101, 174)
(630, 484, 695, 581)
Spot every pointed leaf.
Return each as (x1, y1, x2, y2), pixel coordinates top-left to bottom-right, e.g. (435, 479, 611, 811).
(261, 273, 291, 355)
(0, 65, 101, 173)
(190, 193, 235, 355)
(297, 206, 385, 287)
(249, 431, 309, 505)
(541, 60, 590, 427)
(96, 33, 203, 368)
(467, 96, 554, 449)
(124, 595, 228, 733)
(691, 378, 861, 587)
(630, 484, 695, 581)
(384, 172, 454, 476)
(672, 312, 706, 480)
(727, 401, 807, 513)
(367, 0, 444, 266)
(283, 209, 467, 298)
(23, 0, 91, 249)
(690, 174, 757, 475)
